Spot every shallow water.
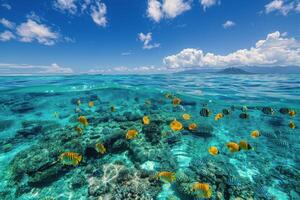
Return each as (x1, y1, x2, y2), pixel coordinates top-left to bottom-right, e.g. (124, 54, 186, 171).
(0, 74, 299, 200)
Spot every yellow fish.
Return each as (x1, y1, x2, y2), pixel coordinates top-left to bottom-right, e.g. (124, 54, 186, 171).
(226, 142, 240, 153)
(182, 113, 191, 120)
(78, 116, 88, 126)
(75, 126, 83, 134)
(95, 143, 106, 154)
(172, 97, 181, 106)
(191, 182, 212, 198)
(59, 152, 82, 166)
(250, 130, 260, 138)
(208, 146, 219, 156)
(289, 110, 296, 117)
(88, 101, 94, 107)
(188, 123, 197, 131)
(157, 171, 176, 183)
(214, 113, 223, 121)
(289, 121, 296, 129)
(170, 119, 183, 131)
(126, 129, 138, 139)
(239, 140, 252, 150)
(143, 116, 150, 125)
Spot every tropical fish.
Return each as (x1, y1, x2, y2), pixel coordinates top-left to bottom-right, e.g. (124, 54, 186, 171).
(88, 101, 94, 107)
(59, 152, 82, 166)
(239, 140, 252, 150)
(111, 106, 115, 112)
(145, 100, 152, 105)
(188, 123, 197, 131)
(164, 93, 173, 99)
(53, 112, 59, 118)
(170, 119, 183, 131)
(143, 116, 150, 125)
(289, 121, 296, 129)
(126, 129, 138, 139)
(75, 126, 83, 134)
(289, 110, 296, 117)
(191, 182, 212, 198)
(157, 171, 176, 183)
(77, 99, 81, 106)
(208, 146, 219, 156)
(182, 113, 191, 120)
(279, 108, 290, 115)
(239, 113, 249, 119)
(226, 142, 240, 152)
(250, 130, 260, 138)
(78, 116, 88, 126)
(214, 113, 223, 121)
(95, 143, 106, 154)
(172, 97, 181, 106)
(200, 108, 210, 117)
(241, 106, 248, 112)
(222, 108, 230, 115)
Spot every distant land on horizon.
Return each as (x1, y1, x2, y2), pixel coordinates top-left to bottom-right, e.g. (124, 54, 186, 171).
(178, 66, 300, 74)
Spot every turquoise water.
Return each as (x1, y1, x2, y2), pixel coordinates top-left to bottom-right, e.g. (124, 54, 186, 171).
(0, 74, 299, 200)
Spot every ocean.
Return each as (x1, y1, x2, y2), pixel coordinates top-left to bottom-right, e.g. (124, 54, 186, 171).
(0, 73, 299, 200)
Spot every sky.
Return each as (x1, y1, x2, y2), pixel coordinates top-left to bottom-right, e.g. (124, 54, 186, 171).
(0, 0, 300, 74)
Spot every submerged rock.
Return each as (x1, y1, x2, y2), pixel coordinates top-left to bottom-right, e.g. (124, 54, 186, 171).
(143, 122, 162, 144)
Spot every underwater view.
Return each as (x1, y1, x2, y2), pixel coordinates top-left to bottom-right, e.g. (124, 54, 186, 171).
(0, 73, 299, 200)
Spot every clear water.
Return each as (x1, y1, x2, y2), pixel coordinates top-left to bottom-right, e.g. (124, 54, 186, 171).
(0, 74, 299, 200)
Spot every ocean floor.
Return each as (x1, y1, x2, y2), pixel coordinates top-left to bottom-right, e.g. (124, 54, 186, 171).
(0, 74, 299, 200)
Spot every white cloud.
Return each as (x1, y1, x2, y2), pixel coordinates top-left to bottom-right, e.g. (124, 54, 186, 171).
(296, 2, 300, 11)
(16, 19, 59, 45)
(0, 63, 73, 74)
(1, 3, 11, 10)
(163, 31, 300, 68)
(147, 0, 163, 22)
(265, 0, 297, 15)
(54, 0, 77, 14)
(88, 65, 166, 74)
(0, 31, 15, 41)
(121, 51, 133, 56)
(0, 18, 15, 29)
(223, 20, 235, 29)
(138, 32, 160, 49)
(200, 0, 219, 11)
(53, 0, 108, 27)
(147, 0, 191, 22)
(91, 0, 107, 27)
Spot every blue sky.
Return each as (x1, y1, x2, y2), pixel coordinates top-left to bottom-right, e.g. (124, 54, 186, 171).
(0, 0, 300, 74)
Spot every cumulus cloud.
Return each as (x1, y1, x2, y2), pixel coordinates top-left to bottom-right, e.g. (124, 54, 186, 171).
(200, 0, 219, 10)
(16, 19, 59, 45)
(147, 0, 191, 22)
(0, 18, 15, 29)
(54, 0, 77, 14)
(163, 31, 300, 69)
(138, 32, 160, 49)
(0, 63, 73, 74)
(91, 1, 107, 27)
(0, 31, 15, 41)
(265, 0, 298, 15)
(223, 20, 235, 29)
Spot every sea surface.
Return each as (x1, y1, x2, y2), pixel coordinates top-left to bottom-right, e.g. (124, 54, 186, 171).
(0, 74, 299, 200)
